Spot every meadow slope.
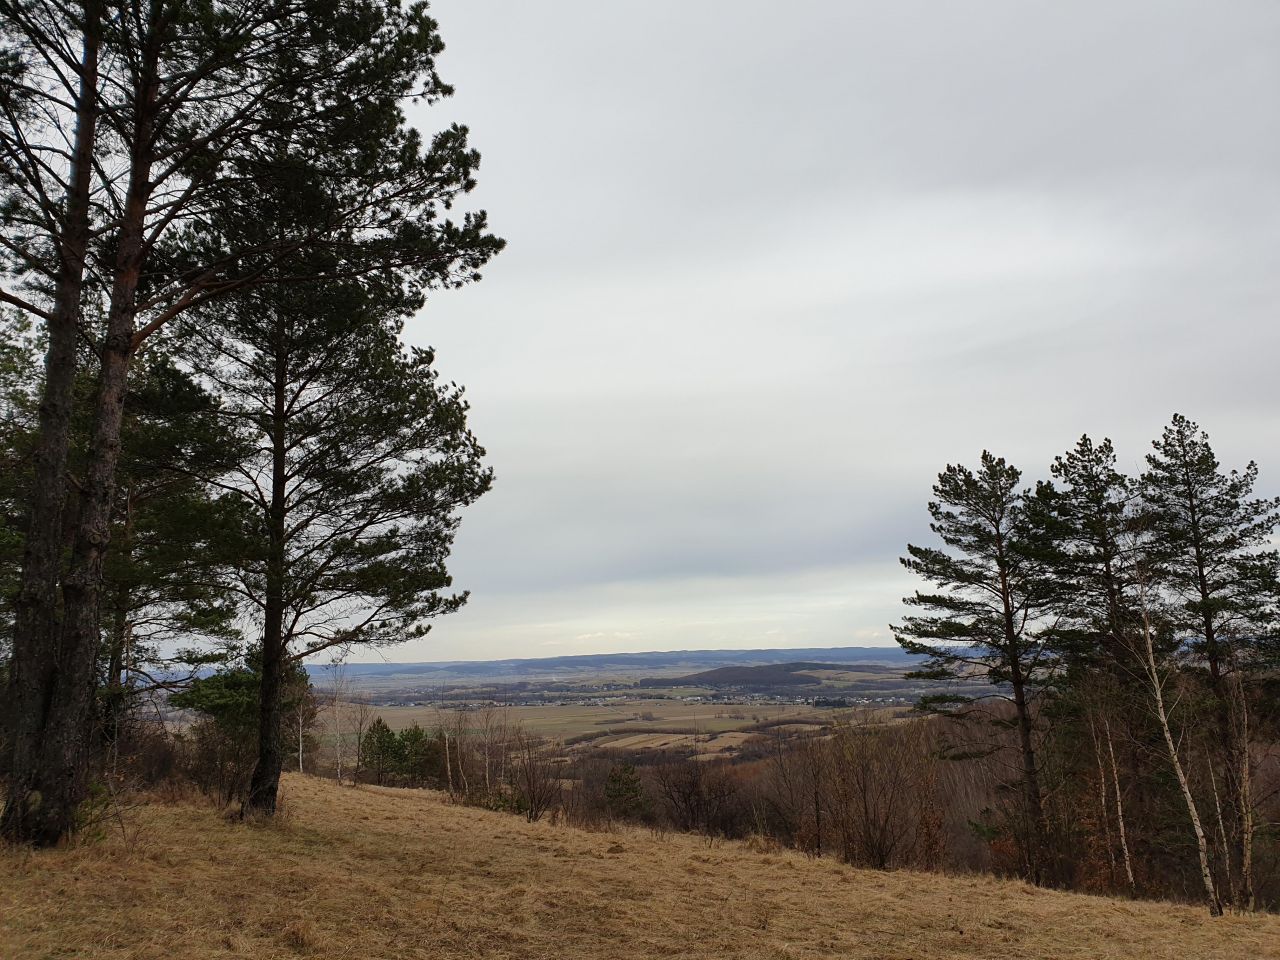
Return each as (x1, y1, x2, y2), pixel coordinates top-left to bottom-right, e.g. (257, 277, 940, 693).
(2, 774, 1278, 960)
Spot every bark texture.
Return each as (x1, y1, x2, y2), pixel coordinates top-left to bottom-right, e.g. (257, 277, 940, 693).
(2, 5, 102, 845)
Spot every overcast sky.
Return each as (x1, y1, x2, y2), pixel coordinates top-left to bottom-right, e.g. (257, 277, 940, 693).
(382, 1, 1280, 663)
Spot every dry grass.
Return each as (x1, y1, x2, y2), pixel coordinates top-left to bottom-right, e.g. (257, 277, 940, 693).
(3, 774, 1278, 960)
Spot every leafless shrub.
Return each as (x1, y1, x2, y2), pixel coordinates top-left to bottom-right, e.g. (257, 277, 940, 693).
(826, 713, 944, 870)
(511, 730, 561, 822)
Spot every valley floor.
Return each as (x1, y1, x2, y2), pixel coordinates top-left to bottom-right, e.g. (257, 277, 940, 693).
(2, 774, 1277, 959)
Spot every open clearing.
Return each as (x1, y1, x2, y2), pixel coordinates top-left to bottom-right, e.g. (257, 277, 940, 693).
(3, 774, 1278, 960)
(363, 700, 821, 740)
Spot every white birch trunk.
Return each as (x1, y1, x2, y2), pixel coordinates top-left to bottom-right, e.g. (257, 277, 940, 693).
(1104, 719, 1135, 891)
(1136, 603, 1221, 915)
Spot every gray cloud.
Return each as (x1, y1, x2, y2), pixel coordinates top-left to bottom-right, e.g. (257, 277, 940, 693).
(378, 1, 1280, 661)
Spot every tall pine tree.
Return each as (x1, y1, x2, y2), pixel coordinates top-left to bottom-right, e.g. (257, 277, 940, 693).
(2, 0, 501, 844)
(894, 452, 1065, 883)
(186, 226, 491, 814)
(1140, 413, 1280, 909)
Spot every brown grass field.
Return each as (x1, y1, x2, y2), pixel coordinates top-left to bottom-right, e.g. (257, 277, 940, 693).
(3, 774, 1278, 960)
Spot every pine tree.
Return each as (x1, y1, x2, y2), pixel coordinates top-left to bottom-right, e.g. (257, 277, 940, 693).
(1141, 415, 1280, 678)
(169, 652, 314, 800)
(605, 763, 648, 821)
(97, 354, 248, 743)
(0, 311, 39, 651)
(1038, 435, 1149, 893)
(1041, 436, 1142, 664)
(361, 718, 400, 786)
(183, 208, 492, 814)
(0, 0, 102, 840)
(397, 723, 434, 786)
(893, 452, 1064, 883)
(2, 0, 501, 844)
(1140, 413, 1280, 909)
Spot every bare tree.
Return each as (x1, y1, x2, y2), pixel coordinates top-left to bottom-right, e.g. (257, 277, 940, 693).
(1103, 717, 1136, 891)
(323, 665, 349, 785)
(438, 708, 473, 800)
(350, 696, 373, 784)
(511, 729, 559, 823)
(828, 715, 941, 870)
(796, 734, 827, 856)
(1082, 682, 1136, 892)
(477, 706, 512, 798)
(763, 729, 803, 844)
(652, 753, 741, 837)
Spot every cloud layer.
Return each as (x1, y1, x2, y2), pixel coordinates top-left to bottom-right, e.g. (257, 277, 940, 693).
(384, 1, 1280, 662)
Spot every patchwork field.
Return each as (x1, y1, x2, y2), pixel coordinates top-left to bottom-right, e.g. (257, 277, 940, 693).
(363, 700, 822, 741)
(3, 774, 1277, 959)
(592, 730, 758, 756)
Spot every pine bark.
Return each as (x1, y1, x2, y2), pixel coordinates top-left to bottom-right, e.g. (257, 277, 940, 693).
(1010, 667, 1047, 882)
(2, 3, 102, 845)
(244, 325, 290, 815)
(21, 35, 162, 845)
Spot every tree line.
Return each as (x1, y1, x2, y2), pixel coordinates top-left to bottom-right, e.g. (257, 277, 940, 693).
(0, 0, 500, 845)
(893, 415, 1278, 913)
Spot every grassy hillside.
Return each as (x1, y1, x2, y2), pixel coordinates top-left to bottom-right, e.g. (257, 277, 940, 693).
(2, 775, 1277, 960)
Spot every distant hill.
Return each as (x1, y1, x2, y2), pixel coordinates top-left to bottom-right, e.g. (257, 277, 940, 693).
(639, 661, 900, 689)
(305, 645, 915, 684)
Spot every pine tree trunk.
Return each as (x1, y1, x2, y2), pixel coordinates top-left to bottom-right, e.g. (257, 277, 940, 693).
(34, 53, 160, 844)
(996, 535, 1047, 885)
(1186, 490, 1245, 907)
(1, 3, 101, 846)
(1010, 671, 1047, 883)
(103, 489, 136, 751)
(244, 623, 285, 814)
(245, 328, 290, 815)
